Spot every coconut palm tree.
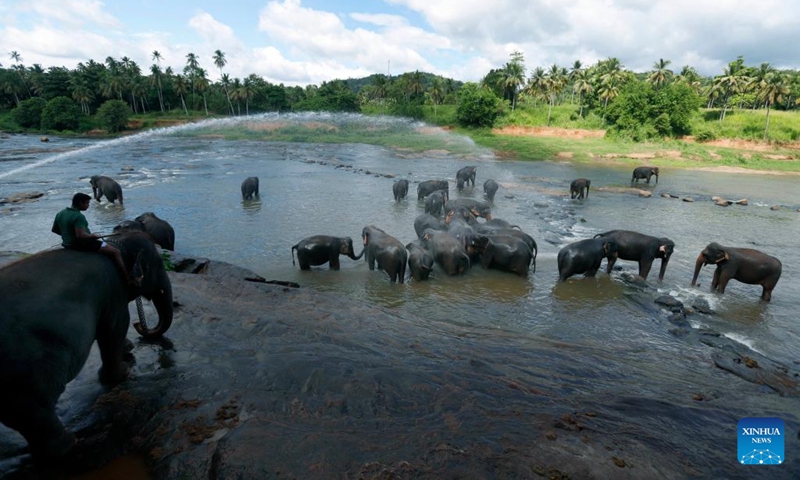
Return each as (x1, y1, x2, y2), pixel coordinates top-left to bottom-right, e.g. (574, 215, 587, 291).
(213, 49, 234, 115)
(174, 75, 189, 116)
(569, 60, 583, 104)
(675, 66, 702, 94)
(544, 64, 566, 125)
(758, 72, 790, 140)
(8, 50, 31, 96)
(523, 66, 546, 106)
(195, 68, 209, 115)
(235, 77, 256, 115)
(184, 53, 199, 109)
(573, 69, 593, 118)
(151, 51, 165, 112)
(647, 58, 673, 89)
(502, 60, 526, 110)
(427, 78, 445, 118)
(716, 57, 747, 121)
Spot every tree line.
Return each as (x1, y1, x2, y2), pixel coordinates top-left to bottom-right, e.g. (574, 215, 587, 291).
(2, 48, 798, 140)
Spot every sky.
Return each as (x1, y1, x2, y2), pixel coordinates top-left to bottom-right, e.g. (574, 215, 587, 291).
(1, 0, 799, 86)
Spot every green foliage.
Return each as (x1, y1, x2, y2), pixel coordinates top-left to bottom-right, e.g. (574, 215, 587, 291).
(605, 81, 701, 140)
(40, 96, 81, 131)
(161, 251, 175, 272)
(10, 97, 46, 128)
(292, 80, 359, 112)
(455, 83, 504, 128)
(96, 100, 132, 132)
(389, 99, 424, 119)
(693, 125, 718, 142)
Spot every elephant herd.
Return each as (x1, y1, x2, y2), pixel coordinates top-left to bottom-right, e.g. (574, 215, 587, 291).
(293, 165, 783, 304)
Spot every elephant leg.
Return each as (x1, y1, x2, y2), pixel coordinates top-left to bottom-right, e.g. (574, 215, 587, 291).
(715, 270, 734, 294)
(298, 254, 311, 270)
(3, 394, 74, 458)
(711, 267, 721, 291)
(605, 257, 617, 274)
(96, 310, 131, 385)
(367, 251, 376, 271)
(329, 254, 341, 270)
(639, 259, 653, 280)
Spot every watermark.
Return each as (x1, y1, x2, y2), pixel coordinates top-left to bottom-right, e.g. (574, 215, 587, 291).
(738, 417, 784, 465)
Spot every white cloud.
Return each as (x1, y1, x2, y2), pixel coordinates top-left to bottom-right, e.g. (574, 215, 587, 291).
(188, 11, 244, 54)
(24, 0, 122, 29)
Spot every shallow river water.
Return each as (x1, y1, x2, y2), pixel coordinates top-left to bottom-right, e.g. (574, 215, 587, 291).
(1, 113, 799, 476)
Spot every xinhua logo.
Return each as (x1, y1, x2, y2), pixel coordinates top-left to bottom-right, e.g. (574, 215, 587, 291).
(738, 417, 784, 465)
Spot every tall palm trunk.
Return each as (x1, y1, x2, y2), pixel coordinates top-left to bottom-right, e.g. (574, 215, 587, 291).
(763, 102, 772, 140)
(180, 94, 188, 116)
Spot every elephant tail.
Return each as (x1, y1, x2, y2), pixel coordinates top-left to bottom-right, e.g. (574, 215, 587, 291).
(118, 189, 124, 205)
(291, 244, 298, 266)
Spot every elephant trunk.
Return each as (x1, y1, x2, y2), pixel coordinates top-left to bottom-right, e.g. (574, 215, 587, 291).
(350, 247, 365, 261)
(691, 254, 705, 286)
(134, 274, 173, 339)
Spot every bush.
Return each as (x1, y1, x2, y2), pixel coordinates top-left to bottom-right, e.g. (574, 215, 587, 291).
(455, 83, 504, 128)
(40, 96, 81, 131)
(10, 97, 47, 128)
(96, 100, 132, 132)
(605, 81, 701, 141)
(694, 127, 718, 142)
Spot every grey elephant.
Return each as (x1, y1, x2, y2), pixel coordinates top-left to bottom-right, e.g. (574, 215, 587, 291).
(0, 231, 173, 458)
(570, 178, 590, 199)
(241, 176, 259, 200)
(406, 240, 434, 281)
(480, 228, 537, 273)
(472, 234, 534, 277)
(456, 166, 477, 190)
(291, 235, 364, 270)
(422, 229, 471, 276)
(445, 198, 492, 221)
(90, 175, 124, 205)
(483, 179, 499, 202)
(413, 213, 447, 239)
(631, 166, 659, 185)
(424, 190, 447, 216)
(557, 237, 619, 281)
(114, 212, 176, 250)
(393, 179, 409, 202)
(593, 230, 674, 281)
(691, 242, 782, 302)
(417, 180, 449, 200)
(362, 225, 408, 283)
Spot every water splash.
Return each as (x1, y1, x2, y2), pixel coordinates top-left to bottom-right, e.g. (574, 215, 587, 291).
(0, 113, 491, 180)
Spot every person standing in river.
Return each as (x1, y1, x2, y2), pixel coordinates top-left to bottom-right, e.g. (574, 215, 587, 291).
(52, 192, 138, 285)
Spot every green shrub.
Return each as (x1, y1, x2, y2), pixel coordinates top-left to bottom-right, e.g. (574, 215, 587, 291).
(10, 97, 47, 128)
(455, 82, 504, 128)
(40, 96, 81, 131)
(96, 100, 132, 132)
(693, 127, 717, 142)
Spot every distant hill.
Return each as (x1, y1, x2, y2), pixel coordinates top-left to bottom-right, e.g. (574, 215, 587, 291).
(345, 72, 464, 93)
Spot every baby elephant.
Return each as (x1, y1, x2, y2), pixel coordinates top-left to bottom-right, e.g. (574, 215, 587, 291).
(631, 166, 659, 185)
(570, 178, 590, 199)
(393, 179, 409, 202)
(557, 238, 618, 281)
(691, 242, 782, 302)
(292, 235, 364, 270)
(241, 176, 259, 200)
(406, 240, 434, 281)
(90, 175, 124, 205)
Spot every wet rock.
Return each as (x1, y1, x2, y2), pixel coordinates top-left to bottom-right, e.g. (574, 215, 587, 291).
(691, 297, 715, 314)
(40, 136, 49, 142)
(620, 272, 648, 288)
(734, 199, 748, 205)
(667, 312, 690, 327)
(770, 205, 780, 211)
(638, 190, 652, 197)
(0, 191, 45, 205)
(714, 199, 732, 207)
(121, 166, 135, 172)
(534, 202, 550, 208)
(711, 196, 723, 202)
(682, 197, 693, 202)
(661, 193, 678, 198)
(655, 295, 684, 310)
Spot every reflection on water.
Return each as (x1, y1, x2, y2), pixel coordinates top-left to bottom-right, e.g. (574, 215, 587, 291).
(1, 116, 798, 368)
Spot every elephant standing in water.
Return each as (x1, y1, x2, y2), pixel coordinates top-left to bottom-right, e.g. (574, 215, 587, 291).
(422, 229, 471, 276)
(570, 178, 590, 199)
(691, 242, 782, 301)
(631, 166, 659, 185)
(417, 180, 449, 200)
(406, 240, 434, 281)
(291, 235, 364, 270)
(593, 230, 674, 281)
(472, 234, 534, 277)
(557, 238, 619, 281)
(0, 231, 173, 458)
(456, 166, 477, 190)
(90, 175, 124, 205)
(362, 225, 408, 283)
(114, 212, 176, 251)
(483, 179, 499, 202)
(392, 179, 409, 202)
(241, 176, 259, 200)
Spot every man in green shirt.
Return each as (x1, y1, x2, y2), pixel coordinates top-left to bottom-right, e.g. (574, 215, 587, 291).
(52, 192, 136, 285)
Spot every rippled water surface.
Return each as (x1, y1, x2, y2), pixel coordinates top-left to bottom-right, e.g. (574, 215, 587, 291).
(1, 114, 799, 384)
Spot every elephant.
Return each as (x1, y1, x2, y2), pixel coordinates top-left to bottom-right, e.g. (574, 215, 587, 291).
(241, 176, 260, 200)
(406, 240, 434, 281)
(570, 178, 591, 199)
(361, 225, 408, 283)
(483, 179, 499, 202)
(557, 238, 619, 281)
(0, 231, 173, 458)
(114, 212, 175, 251)
(393, 179, 409, 202)
(631, 166, 659, 185)
(424, 190, 448, 216)
(472, 234, 534, 277)
(444, 198, 492, 221)
(593, 230, 675, 281)
(475, 218, 519, 234)
(291, 235, 364, 270)
(481, 228, 538, 273)
(691, 242, 782, 302)
(422, 229, 471, 276)
(417, 180, 449, 200)
(90, 175, 124, 205)
(456, 166, 477, 190)
(414, 213, 447, 239)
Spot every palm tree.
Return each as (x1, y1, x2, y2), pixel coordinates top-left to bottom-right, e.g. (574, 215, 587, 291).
(427, 78, 445, 118)
(748, 62, 775, 109)
(569, 60, 583, 104)
(716, 56, 747, 121)
(647, 58, 673, 88)
(544, 64, 565, 125)
(573, 70, 593, 118)
(502, 60, 525, 110)
(758, 72, 790, 140)
(406, 71, 425, 101)
(675, 66, 702, 94)
(230, 78, 243, 115)
(195, 68, 209, 115)
(184, 53, 199, 109)
(174, 75, 189, 116)
(235, 77, 256, 115)
(213, 49, 234, 115)
(151, 51, 165, 112)
(523, 67, 546, 106)
(9, 50, 31, 96)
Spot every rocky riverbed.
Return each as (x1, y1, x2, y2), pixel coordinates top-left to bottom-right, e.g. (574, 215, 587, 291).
(0, 251, 798, 479)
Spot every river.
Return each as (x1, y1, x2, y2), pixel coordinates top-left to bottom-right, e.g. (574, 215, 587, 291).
(1, 113, 799, 475)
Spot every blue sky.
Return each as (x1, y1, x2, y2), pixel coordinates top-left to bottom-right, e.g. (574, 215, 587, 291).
(2, 0, 799, 86)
